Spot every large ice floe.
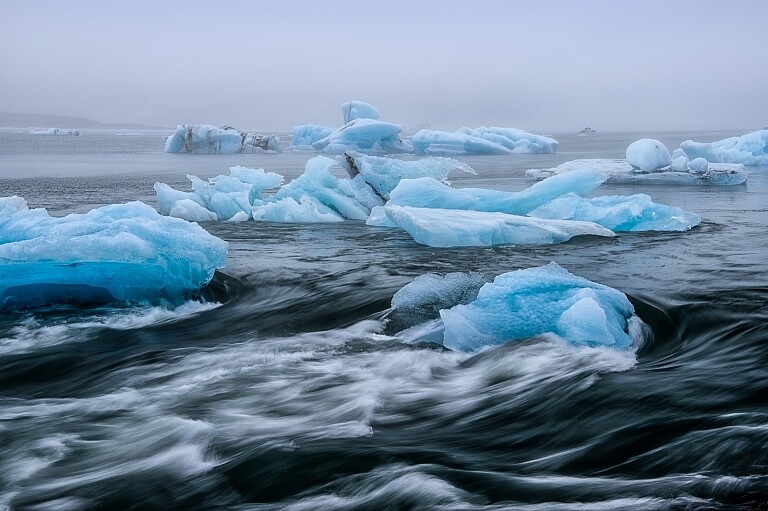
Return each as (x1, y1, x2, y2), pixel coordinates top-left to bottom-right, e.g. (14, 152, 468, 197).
(29, 128, 80, 136)
(164, 124, 281, 154)
(390, 263, 640, 352)
(154, 152, 473, 223)
(412, 126, 559, 155)
(527, 137, 748, 185)
(0, 196, 227, 309)
(292, 101, 412, 155)
(677, 129, 768, 166)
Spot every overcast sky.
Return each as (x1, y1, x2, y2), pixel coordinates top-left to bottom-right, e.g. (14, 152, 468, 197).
(1, 0, 766, 132)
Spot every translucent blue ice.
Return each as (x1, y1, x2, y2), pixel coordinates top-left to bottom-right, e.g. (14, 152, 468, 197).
(679, 130, 768, 165)
(386, 168, 606, 215)
(154, 166, 284, 221)
(529, 193, 701, 232)
(291, 124, 335, 148)
(439, 263, 636, 352)
(626, 139, 672, 172)
(311, 118, 414, 155)
(340, 150, 476, 200)
(342, 101, 380, 124)
(412, 127, 558, 155)
(164, 124, 281, 154)
(372, 205, 614, 247)
(0, 196, 227, 309)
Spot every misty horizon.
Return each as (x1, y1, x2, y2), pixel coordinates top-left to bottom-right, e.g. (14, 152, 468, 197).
(2, 0, 766, 134)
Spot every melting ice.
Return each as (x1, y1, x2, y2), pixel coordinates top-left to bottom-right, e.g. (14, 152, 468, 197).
(164, 124, 281, 154)
(412, 126, 558, 155)
(0, 197, 227, 309)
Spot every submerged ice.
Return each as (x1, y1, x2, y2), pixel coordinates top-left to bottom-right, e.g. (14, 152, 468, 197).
(164, 124, 281, 154)
(391, 263, 638, 352)
(0, 197, 227, 309)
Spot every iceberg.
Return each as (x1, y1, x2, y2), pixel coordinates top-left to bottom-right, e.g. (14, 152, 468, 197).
(311, 118, 413, 155)
(626, 138, 672, 172)
(412, 126, 558, 155)
(370, 205, 614, 247)
(0, 196, 227, 309)
(529, 193, 701, 232)
(342, 101, 380, 124)
(438, 263, 637, 352)
(164, 124, 281, 154)
(291, 124, 335, 148)
(340, 150, 476, 200)
(154, 166, 284, 221)
(678, 130, 768, 165)
(526, 158, 748, 185)
(29, 128, 80, 136)
(385, 168, 607, 215)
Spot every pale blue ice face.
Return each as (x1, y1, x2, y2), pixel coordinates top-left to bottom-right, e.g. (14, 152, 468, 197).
(164, 124, 281, 154)
(0, 197, 227, 309)
(626, 138, 672, 172)
(342, 101, 380, 124)
(412, 127, 558, 155)
(312, 118, 413, 155)
(438, 263, 637, 352)
(292, 124, 335, 148)
(680, 130, 768, 165)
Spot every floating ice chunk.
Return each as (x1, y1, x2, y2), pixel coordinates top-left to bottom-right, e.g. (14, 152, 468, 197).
(387, 168, 606, 215)
(378, 205, 614, 247)
(340, 150, 475, 200)
(154, 166, 284, 221)
(688, 157, 709, 174)
(670, 155, 689, 172)
(292, 124, 335, 148)
(413, 127, 558, 155)
(0, 197, 227, 309)
(342, 101, 380, 124)
(168, 199, 218, 222)
(164, 124, 281, 154)
(529, 193, 701, 232)
(626, 139, 672, 172)
(252, 196, 344, 223)
(439, 263, 636, 352)
(29, 128, 80, 136)
(271, 156, 379, 220)
(311, 118, 413, 155)
(679, 130, 768, 165)
(526, 158, 748, 185)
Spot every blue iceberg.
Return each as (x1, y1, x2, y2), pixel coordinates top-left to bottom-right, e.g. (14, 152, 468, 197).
(385, 168, 606, 215)
(369, 205, 614, 247)
(412, 126, 558, 155)
(626, 138, 672, 172)
(526, 158, 748, 186)
(529, 193, 701, 232)
(436, 263, 637, 352)
(0, 196, 227, 309)
(164, 124, 282, 154)
(678, 130, 768, 165)
(291, 124, 335, 148)
(342, 101, 380, 124)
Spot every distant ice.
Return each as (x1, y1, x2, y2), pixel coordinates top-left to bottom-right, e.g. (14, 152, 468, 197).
(412, 126, 558, 155)
(526, 158, 748, 185)
(164, 124, 281, 154)
(342, 101, 380, 124)
(369, 205, 614, 247)
(626, 138, 672, 172)
(29, 128, 80, 136)
(291, 124, 335, 149)
(0, 196, 227, 309)
(679, 129, 768, 165)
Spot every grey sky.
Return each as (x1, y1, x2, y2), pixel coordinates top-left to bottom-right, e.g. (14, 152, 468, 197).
(1, 0, 766, 132)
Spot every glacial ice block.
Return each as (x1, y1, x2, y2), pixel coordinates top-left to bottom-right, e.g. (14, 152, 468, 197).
(164, 124, 281, 154)
(154, 166, 284, 221)
(342, 101, 380, 124)
(679, 130, 768, 165)
(529, 193, 701, 232)
(377, 205, 614, 247)
(412, 127, 558, 155)
(440, 263, 636, 352)
(311, 118, 414, 155)
(292, 124, 335, 148)
(0, 197, 227, 309)
(340, 150, 476, 200)
(526, 159, 748, 185)
(626, 139, 673, 172)
(29, 128, 80, 136)
(386, 168, 606, 215)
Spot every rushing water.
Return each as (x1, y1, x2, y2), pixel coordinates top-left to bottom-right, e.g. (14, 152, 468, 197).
(0, 130, 767, 510)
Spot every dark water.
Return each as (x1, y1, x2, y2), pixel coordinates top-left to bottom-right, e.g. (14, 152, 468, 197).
(0, 130, 767, 510)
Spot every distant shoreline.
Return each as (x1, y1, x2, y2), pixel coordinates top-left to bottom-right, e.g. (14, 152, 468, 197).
(0, 112, 168, 131)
